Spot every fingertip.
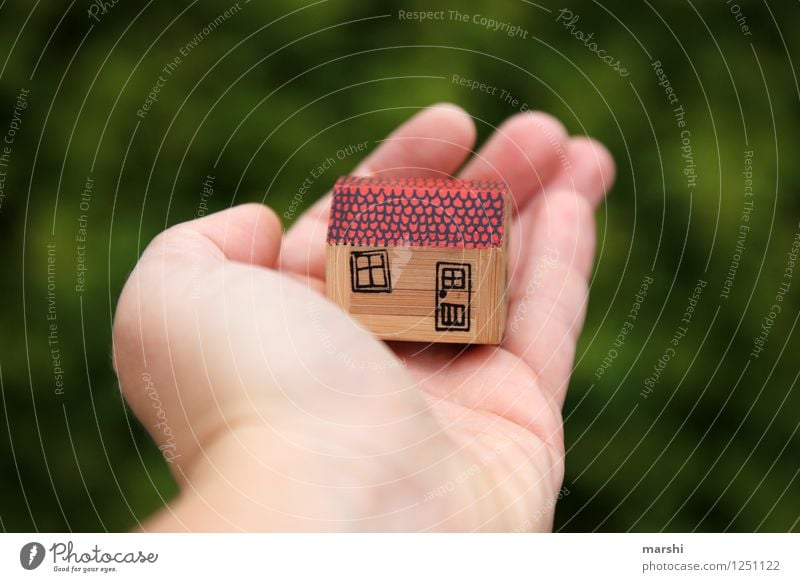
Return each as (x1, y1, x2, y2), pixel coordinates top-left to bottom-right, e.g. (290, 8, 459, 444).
(405, 102, 477, 164)
(503, 186, 597, 405)
(513, 111, 569, 148)
(543, 188, 595, 229)
(537, 188, 596, 274)
(565, 137, 616, 202)
(194, 203, 283, 268)
(500, 111, 570, 159)
(461, 110, 570, 210)
(238, 201, 282, 232)
(424, 101, 477, 145)
(354, 102, 477, 177)
(233, 203, 284, 267)
(286, 103, 479, 282)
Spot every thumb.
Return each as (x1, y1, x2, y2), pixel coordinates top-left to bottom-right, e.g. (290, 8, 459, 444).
(112, 203, 283, 472)
(113, 203, 477, 531)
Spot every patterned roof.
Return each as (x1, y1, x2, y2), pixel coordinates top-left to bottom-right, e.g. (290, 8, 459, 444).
(326, 176, 507, 249)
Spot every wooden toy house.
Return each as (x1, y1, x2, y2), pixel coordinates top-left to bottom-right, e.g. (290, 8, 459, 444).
(325, 176, 509, 344)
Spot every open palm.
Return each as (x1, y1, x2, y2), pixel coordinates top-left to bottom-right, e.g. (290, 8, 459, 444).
(113, 104, 614, 531)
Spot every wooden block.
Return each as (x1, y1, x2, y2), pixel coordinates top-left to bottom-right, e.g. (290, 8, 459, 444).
(325, 176, 509, 344)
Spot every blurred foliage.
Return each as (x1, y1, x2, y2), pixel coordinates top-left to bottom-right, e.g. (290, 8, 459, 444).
(0, 0, 798, 531)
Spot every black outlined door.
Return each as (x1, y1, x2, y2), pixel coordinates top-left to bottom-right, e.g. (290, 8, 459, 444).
(435, 262, 472, 332)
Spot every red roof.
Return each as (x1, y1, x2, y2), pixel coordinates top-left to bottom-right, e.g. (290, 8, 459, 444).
(326, 176, 507, 249)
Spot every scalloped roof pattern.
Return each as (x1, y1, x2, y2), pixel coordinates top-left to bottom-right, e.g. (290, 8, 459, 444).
(326, 176, 507, 249)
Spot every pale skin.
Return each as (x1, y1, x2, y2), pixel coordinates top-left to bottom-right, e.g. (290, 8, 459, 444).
(112, 103, 615, 531)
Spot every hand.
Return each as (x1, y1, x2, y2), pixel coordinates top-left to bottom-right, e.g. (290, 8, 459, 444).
(112, 103, 615, 531)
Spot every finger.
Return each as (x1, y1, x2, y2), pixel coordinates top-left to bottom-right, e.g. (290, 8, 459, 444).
(543, 137, 616, 206)
(351, 103, 477, 177)
(113, 204, 284, 472)
(115, 207, 488, 530)
(143, 203, 282, 268)
(115, 202, 283, 382)
(279, 103, 477, 281)
(459, 111, 569, 214)
(505, 136, 616, 288)
(114, 204, 450, 479)
(503, 190, 597, 410)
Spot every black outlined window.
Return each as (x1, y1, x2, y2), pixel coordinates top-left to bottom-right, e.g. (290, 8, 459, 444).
(440, 267, 467, 291)
(350, 249, 392, 293)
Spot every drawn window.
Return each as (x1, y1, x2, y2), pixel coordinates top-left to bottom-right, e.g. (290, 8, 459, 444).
(350, 249, 392, 293)
(440, 267, 467, 290)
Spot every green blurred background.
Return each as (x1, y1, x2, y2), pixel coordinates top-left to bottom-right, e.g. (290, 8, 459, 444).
(0, 0, 798, 531)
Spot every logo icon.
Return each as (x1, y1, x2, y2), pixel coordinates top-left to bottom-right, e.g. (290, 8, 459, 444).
(19, 542, 45, 570)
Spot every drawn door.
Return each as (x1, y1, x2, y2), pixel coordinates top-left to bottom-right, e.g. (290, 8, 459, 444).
(435, 262, 472, 332)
